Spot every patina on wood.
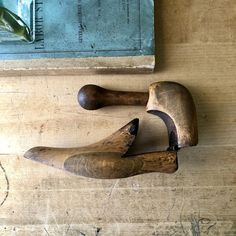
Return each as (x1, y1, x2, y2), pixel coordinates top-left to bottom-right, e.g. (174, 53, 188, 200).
(24, 119, 178, 179)
(78, 81, 198, 150)
(78, 84, 149, 110)
(0, 0, 235, 234)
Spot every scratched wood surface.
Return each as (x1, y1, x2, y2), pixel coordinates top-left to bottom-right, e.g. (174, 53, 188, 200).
(0, 0, 236, 235)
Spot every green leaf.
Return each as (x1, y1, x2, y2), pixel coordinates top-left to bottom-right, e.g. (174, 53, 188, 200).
(0, 6, 32, 42)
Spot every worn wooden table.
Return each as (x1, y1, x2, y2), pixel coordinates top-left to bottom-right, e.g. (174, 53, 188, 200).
(0, 1, 235, 235)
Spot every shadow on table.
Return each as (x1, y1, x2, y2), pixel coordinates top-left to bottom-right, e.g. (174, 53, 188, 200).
(154, 0, 166, 72)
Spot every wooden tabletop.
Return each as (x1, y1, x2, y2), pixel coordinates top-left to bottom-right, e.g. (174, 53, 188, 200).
(0, 0, 235, 235)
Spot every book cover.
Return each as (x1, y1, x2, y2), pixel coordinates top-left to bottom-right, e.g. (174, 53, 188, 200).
(0, 0, 155, 74)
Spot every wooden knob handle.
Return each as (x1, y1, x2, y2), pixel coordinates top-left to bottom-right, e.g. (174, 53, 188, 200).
(78, 85, 149, 110)
(64, 151, 178, 179)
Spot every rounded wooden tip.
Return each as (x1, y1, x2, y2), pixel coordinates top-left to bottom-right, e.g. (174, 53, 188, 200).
(78, 84, 107, 110)
(147, 81, 198, 149)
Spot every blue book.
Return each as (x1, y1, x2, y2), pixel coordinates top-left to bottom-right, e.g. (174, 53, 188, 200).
(0, 0, 155, 74)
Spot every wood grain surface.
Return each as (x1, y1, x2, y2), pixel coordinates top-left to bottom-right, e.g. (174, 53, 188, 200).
(0, 0, 235, 235)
